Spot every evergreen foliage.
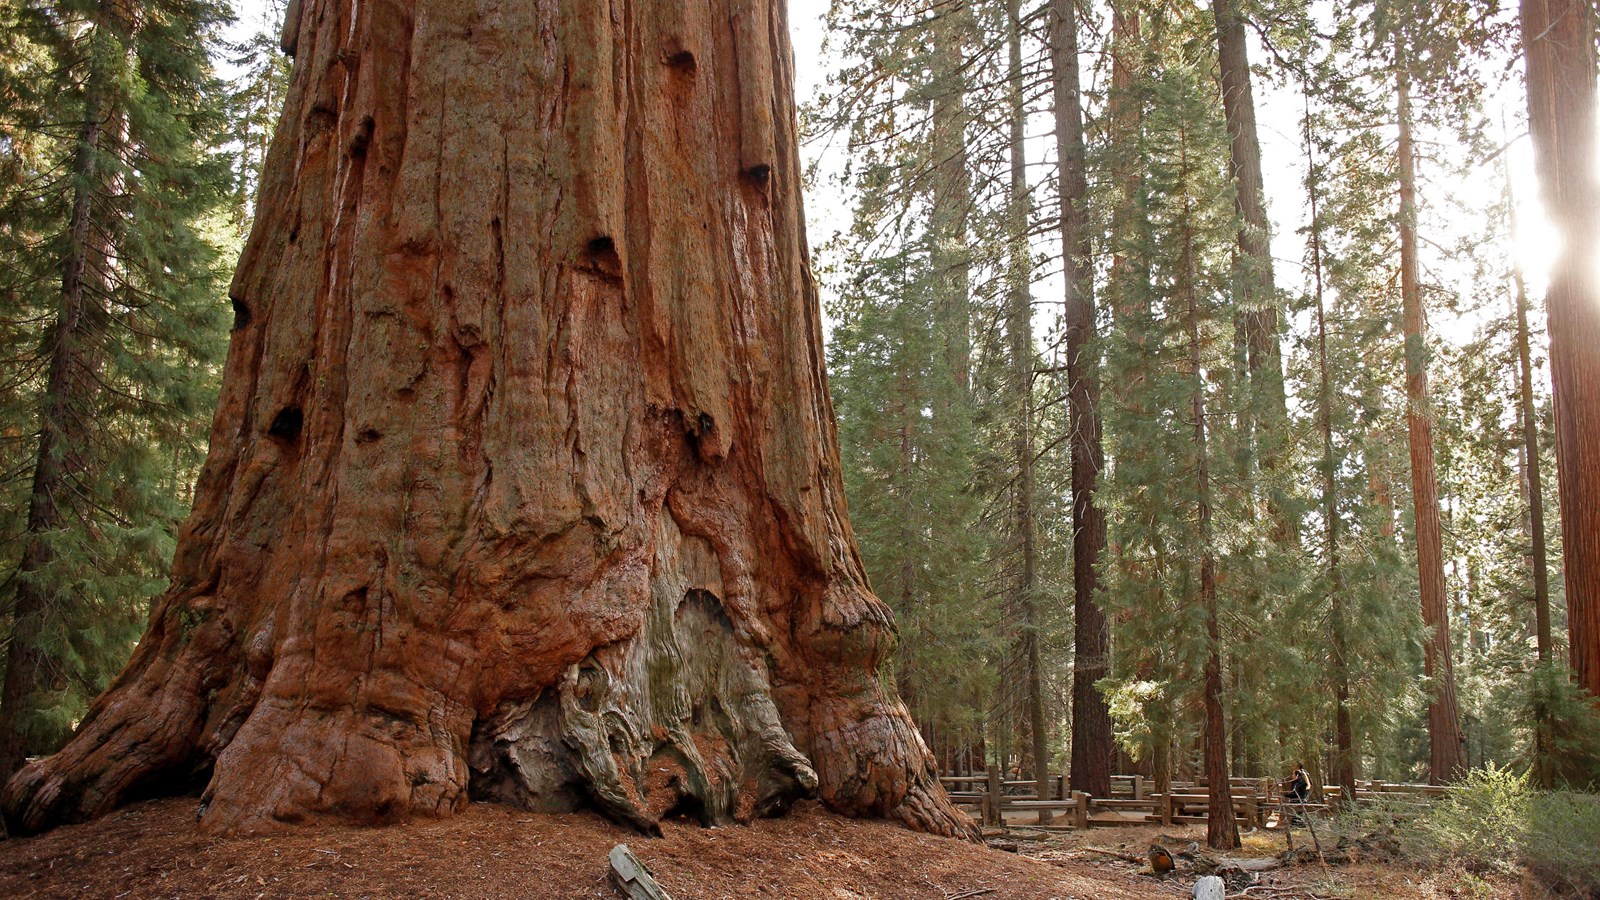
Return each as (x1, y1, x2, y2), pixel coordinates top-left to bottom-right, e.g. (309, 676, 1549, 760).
(0, 0, 261, 775)
(813, 0, 1588, 804)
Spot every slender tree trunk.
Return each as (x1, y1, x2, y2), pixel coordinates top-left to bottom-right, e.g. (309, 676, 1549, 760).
(0, 4, 136, 783)
(1520, 0, 1600, 703)
(1514, 274, 1552, 666)
(1108, 3, 1145, 313)
(1003, 0, 1051, 813)
(1502, 155, 1555, 783)
(1211, 0, 1288, 453)
(3, 0, 972, 839)
(930, 5, 973, 396)
(1178, 173, 1238, 850)
(1396, 57, 1466, 783)
(1049, 0, 1111, 800)
(1303, 96, 1355, 801)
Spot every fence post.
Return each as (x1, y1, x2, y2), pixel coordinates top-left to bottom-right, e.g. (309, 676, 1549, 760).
(1071, 790, 1089, 830)
(985, 763, 1002, 827)
(1133, 774, 1145, 800)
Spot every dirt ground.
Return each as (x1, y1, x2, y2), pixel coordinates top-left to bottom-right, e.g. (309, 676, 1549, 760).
(1002, 821, 1526, 900)
(0, 798, 1524, 899)
(0, 797, 1159, 899)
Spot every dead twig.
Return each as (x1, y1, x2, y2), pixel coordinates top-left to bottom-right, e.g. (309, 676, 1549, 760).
(1079, 847, 1148, 864)
(944, 889, 998, 900)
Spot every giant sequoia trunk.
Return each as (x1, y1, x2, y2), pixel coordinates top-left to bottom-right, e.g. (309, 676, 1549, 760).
(3, 0, 971, 839)
(1520, 0, 1600, 704)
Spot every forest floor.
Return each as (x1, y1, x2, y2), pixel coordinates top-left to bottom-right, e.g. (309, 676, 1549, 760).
(996, 821, 1528, 899)
(0, 797, 1524, 899)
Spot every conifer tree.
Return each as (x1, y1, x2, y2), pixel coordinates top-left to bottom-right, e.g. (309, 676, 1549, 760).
(1001, 0, 1050, 803)
(813, 0, 1006, 771)
(1392, 17, 1467, 785)
(1048, 0, 1111, 798)
(0, 0, 233, 786)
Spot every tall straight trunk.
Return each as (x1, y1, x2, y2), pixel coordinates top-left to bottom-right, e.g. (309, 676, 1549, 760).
(930, 6, 972, 395)
(1004, 0, 1051, 810)
(1514, 274, 1552, 666)
(0, 76, 111, 791)
(1049, 0, 1111, 799)
(1108, 4, 1145, 309)
(1520, 0, 1600, 702)
(1503, 156, 1555, 783)
(1396, 58, 1466, 783)
(1176, 161, 1238, 851)
(3, 0, 972, 839)
(1211, 0, 1287, 447)
(1303, 96, 1355, 800)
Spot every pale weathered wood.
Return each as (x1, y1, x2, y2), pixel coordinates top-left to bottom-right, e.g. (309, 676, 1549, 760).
(609, 844, 674, 900)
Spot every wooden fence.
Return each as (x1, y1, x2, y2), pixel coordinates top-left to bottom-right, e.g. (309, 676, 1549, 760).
(943, 768, 1452, 830)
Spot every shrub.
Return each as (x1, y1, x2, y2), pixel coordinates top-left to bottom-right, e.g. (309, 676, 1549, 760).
(1332, 766, 1600, 896)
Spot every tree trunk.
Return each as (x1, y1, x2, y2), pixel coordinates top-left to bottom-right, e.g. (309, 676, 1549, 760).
(1049, 0, 1111, 800)
(1211, 0, 1288, 457)
(1303, 94, 1355, 802)
(3, 0, 971, 840)
(1514, 271, 1552, 667)
(1179, 190, 1238, 851)
(1108, 3, 1145, 317)
(1396, 58, 1465, 783)
(930, 6, 973, 396)
(1004, 0, 1051, 814)
(1520, 0, 1600, 703)
(1503, 153, 1555, 783)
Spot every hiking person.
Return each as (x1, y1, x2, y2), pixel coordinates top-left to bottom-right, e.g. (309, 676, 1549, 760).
(1284, 762, 1310, 803)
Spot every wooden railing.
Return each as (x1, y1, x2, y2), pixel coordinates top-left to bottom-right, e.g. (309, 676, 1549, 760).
(942, 768, 1452, 829)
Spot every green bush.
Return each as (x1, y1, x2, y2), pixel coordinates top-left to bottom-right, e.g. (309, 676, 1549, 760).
(1525, 789, 1600, 897)
(1420, 765, 1532, 876)
(1333, 766, 1600, 895)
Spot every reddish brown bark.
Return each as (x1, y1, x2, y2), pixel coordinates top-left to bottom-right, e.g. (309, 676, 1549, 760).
(1520, 0, 1600, 703)
(3, 0, 971, 839)
(1049, 0, 1111, 800)
(1396, 61, 1465, 783)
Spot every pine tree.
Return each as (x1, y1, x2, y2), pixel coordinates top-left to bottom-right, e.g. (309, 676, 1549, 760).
(224, 0, 291, 235)
(0, 0, 233, 786)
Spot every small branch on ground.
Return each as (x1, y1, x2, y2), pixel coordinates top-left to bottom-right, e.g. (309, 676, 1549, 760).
(1080, 847, 1147, 864)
